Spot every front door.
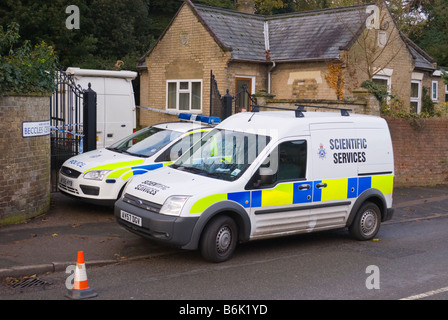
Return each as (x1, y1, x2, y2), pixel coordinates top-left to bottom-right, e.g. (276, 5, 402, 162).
(235, 77, 253, 112)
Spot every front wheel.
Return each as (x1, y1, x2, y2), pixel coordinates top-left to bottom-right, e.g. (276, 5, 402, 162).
(200, 215, 238, 263)
(349, 202, 381, 241)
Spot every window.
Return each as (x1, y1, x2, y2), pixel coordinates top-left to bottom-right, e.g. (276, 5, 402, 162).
(445, 85, 448, 103)
(107, 127, 183, 158)
(372, 75, 391, 104)
(172, 129, 271, 181)
(410, 80, 421, 113)
(167, 80, 202, 112)
(260, 140, 307, 185)
(432, 81, 438, 101)
(155, 130, 209, 162)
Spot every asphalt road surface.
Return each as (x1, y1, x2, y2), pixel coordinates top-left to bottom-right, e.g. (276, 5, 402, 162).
(1, 212, 447, 303)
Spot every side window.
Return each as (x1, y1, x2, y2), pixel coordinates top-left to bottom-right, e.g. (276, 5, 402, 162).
(254, 140, 307, 187)
(276, 140, 307, 181)
(155, 131, 205, 162)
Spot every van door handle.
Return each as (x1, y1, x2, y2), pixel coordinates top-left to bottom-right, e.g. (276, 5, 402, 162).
(316, 183, 327, 189)
(298, 184, 311, 190)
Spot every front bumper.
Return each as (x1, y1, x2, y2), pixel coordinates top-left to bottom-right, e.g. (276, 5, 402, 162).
(58, 168, 123, 204)
(114, 197, 199, 249)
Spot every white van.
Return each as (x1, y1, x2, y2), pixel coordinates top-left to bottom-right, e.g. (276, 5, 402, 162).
(115, 108, 394, 262)
(59, 115, 218, 205)
(66, 67, 137, 148)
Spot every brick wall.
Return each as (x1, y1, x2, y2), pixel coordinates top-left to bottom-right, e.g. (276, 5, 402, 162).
(385, 117, 448, 187)
(140, 4, 231, 127)
(0, 96, 51, 226)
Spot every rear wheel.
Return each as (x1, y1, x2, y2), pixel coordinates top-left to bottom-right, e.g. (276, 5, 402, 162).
(349, 202, 381, 241)
(200, 215, 238, 263)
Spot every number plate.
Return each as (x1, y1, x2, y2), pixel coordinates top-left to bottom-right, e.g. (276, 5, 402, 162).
(60, 176, 73, 187)
(120, 210, 142, 227)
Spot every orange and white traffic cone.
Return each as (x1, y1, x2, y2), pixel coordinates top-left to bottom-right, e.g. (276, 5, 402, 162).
(66, 251, 98, 299)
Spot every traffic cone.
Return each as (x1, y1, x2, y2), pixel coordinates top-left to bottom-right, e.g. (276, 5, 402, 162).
(66, 251, 98, 299)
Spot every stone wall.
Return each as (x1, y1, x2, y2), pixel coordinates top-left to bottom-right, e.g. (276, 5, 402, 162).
(0, 96, 51, 226)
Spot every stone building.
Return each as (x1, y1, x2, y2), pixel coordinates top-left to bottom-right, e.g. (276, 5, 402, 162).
(137, 0, 442, 126)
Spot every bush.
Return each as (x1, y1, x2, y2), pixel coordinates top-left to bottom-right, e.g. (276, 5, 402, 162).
(0, 22, 58, 96)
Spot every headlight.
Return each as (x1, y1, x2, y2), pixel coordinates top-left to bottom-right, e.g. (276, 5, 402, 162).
(160, 196, 190, 216)
(83, 170, 112, 181)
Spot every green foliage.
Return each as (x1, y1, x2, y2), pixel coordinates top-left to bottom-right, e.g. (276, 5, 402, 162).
(410, 0, 448, 67)
(361, 80, 394, 105)
(254, 0, 285, 15)
(0, 22, 58, 96)
(442, 70, 448, 86)
(421, 87, 435, 116)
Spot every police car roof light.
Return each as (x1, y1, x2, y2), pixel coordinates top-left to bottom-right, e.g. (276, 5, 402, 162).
(178, 113, 221, 125)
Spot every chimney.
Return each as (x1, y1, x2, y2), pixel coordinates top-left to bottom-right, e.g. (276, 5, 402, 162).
(235, 0, 255, 14)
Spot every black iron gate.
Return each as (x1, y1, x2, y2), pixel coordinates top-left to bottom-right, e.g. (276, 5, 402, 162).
(234, 84, 257, 113)
(209, 70, 257, 121)
(50, 70, 97, 192)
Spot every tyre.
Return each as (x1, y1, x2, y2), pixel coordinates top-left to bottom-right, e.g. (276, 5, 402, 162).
(349, 202, 381, 241)
(200, 215, 238, 263)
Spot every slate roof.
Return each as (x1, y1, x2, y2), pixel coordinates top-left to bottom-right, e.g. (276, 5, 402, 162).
(193, 3, 369, 62)
(139, 0, 436, 71)
(403, 36, 436, 71)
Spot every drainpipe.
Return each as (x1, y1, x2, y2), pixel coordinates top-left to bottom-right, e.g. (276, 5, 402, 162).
(268, 61, 276, 94)
(264, 21, 277, 94)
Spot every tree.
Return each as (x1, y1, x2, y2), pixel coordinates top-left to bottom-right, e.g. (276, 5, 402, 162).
(0, 22, 58, 95)
(411, 0, 448, 67)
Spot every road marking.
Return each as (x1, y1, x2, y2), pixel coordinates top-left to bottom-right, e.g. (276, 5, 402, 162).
(400, 286, 448, 300)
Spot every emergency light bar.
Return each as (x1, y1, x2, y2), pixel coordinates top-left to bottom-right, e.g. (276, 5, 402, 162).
(178, 113, 221, 125)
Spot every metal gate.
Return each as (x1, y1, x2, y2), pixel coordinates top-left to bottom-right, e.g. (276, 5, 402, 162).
(209, 70, 257, 121)
(50, 70, 84, 192)
(234, 83, 257, 113)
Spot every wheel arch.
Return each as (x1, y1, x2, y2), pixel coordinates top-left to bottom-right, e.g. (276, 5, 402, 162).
(347, 189, 387, 227)
(181, 201, 251, 250)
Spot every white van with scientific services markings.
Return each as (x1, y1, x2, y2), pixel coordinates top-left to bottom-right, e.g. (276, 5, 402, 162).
(115, 106, 394, 262)
(58, 114, 218, 205)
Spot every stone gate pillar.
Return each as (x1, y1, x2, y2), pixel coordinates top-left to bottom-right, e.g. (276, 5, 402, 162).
(0, 96, 51, 226)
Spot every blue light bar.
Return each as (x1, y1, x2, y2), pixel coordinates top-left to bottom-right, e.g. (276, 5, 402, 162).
(178, 113, 221, 125)
(178, 113, 192, 121)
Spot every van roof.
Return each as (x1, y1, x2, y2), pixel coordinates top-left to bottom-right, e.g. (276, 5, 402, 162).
(218, 111, 387, 136)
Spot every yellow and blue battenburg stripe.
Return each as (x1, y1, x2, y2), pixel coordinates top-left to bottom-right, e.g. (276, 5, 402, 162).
(189, 175, 393, 214)
(85, 160, 172, 181)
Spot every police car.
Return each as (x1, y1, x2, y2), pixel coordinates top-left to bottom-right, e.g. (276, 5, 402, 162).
(115, 107, 394, 262)
(58, 114, 218, 205)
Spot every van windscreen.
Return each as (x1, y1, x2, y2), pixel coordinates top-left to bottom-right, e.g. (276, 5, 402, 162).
(171, 129, 271, 181)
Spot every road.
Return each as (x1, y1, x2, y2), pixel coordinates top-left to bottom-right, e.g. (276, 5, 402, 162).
(1, 212, 447, 303)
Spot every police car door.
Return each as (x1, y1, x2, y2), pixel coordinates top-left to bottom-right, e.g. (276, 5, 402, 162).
(248, 137, 314, 238)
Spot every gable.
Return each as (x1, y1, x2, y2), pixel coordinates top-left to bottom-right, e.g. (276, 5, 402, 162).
(138, 1, 230, 69)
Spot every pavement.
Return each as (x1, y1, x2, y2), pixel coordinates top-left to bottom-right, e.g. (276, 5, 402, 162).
(1, 186, 448, 279)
